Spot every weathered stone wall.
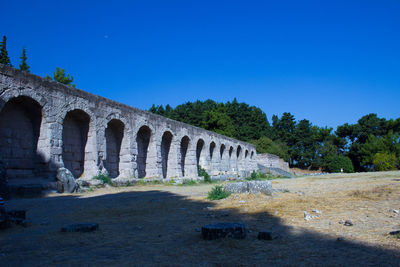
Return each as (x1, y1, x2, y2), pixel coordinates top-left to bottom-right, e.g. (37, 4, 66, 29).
(257, 153, 289, 172)
(0, 64, 257, 186)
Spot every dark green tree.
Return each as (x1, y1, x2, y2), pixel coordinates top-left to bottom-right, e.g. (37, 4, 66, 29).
(202, 107, 236, 138)
(0, 36, 12, 66)
(19, 47, 30, 72)
(45, 67, 76, 87)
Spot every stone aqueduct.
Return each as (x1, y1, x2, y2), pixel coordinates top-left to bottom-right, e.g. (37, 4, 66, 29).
(0, 65, 257, 187)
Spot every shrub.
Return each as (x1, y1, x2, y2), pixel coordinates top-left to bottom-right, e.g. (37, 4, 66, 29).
(198, 165, 211, 183)
(93, 174, 113, 185)
(246, 171, 273, 181)
(373, 152, 397, 171)
(181, 179, 197, 186)
(325, 155, 354, 173)
(207, 185, 231, 200)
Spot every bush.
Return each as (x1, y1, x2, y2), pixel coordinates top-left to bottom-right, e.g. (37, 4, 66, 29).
(198, 165, 211, 183)
(207, 185, 231, 200)
(325, 155, 354, 173)
(373, 152, 397, 171)
(246, 171, 268, 180)
(93, 174, 113, 185)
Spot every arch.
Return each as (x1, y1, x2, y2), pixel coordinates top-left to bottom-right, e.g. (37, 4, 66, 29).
(180, 136, 190, 177)
(62, 109, 90, 178)
(161, 131, 173, 178)
(229, 146, 234, 158)
(209, 142, 216, 161)
(250, 151, 254, 159)
(196, 139, 205, 167)
(0, 96, 43, 179)
(136, 125, 152, 178)
(220, 144, 226, 159)
(104, 119, 124, 178)
(236, 145, 242, 158)
(245, 149, 249, 158)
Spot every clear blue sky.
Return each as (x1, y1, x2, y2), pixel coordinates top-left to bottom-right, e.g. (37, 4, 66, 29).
(2, 0, 399, 128)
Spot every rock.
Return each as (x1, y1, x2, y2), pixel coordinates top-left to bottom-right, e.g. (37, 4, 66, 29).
(57, 168, 78, 193)
(224, 182, 248, 194)
(339, 220, 344, 224)
(258, 231, 273, 240)
(298, 191, 305, 196)
(224, 181, 272, 195)
(16, 184, 42, 198)
(304, 211, 312, 221)
(389, 230, 400, 236)
(61, 223, 99, 233)
(247, 181, 272, 195)
(312, 209, 322, 214)
(389, 208, 399, 214)
(344, 220, 353, 226)
(201, 222, 246, 240)
(76, 179, 90, 187)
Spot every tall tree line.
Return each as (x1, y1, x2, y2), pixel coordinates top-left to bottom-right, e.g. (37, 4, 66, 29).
(150, 100, 400, 173)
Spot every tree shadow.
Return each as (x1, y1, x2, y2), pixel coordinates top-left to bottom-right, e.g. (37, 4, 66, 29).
(2, 189, 399, 266)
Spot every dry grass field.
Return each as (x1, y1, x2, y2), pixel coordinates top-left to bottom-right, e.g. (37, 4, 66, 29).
(2, 171, 400, 266)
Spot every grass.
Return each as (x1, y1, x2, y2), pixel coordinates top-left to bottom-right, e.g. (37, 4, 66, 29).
(245, 171, 286, 181)
(207, 185, 231, 200)
(93, 174, 113, 185)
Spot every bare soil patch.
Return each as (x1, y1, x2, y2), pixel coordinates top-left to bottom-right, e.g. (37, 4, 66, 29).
(2, 172, 400, 266)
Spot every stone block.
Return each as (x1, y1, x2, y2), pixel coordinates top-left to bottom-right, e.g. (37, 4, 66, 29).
(202, 222, 246, 240)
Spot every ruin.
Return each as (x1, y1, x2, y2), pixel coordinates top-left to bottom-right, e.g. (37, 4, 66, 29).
(0, 64, 257, 189)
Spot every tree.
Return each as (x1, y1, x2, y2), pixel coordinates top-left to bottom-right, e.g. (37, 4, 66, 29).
(251, 137, 289, 161)
(373, 152, 397, 171)
(46, 67, 76, 87)
(0, 36, 12, 66)
(324, 155, 354, 173)
(19, 47, 30, 72)
(202, 108, 236, 138)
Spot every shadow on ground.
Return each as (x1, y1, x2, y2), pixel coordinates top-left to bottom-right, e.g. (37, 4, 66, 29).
(1, 190, 399, 266)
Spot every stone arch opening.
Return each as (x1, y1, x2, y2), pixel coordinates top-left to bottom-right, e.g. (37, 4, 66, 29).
(220, 144, 225, 159)
(237, 145, 242, 158)
(196, 139, 205, 167)
(245, 150, 249, 158)
(180, 136, 190, 177)
(105, 119, 124, 178)
(62, 109, 90, 178)
(251, 151, 254, 159)
(161, 131, 173, 178)
(229, 146, 233, 158)
(136, 126, 152, 178)
(0, 96, 42, 179)
(209, 142, 216, 161)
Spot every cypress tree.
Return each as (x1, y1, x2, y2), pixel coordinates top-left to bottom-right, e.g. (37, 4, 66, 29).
(0, 36, 12, 66)
(19, 47, 30, 72)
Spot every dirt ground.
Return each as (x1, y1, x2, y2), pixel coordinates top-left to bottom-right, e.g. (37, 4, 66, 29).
(2, 171, 400, 266)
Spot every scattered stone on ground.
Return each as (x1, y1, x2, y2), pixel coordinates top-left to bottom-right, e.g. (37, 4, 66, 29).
(304, 211, 312, 221)
(344, 220, 353, 226)
(56, 167, 78, 193)
(224, 181, 272, 195)
(201, 222, 246, 240)
(312, 209, 322, 214)
(61, 223, 99, 233)
(389, 208, 399, 214)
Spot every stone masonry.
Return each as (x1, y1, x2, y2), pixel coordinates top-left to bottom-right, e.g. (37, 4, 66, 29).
(0, 64, 257, 188)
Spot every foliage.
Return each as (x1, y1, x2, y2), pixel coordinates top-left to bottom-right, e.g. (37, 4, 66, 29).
(207, 185, 231, 200)
(181, 179, 198, 186)
(0, 36, 12, 66)
(149, 98, 270, 142)
(93, 174, 113, 185)
(150, 99, 400, 173)
(46, 67, 76, 87)
(246, 171, 268, 180)
(373, 152, 397, 171)
(250, 137, 289, 161)
(19, 47, 30, 72)
(198, 165, 211, 183)
(324, 155, 354, 173)
(202, 107, 236, 137)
